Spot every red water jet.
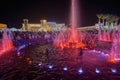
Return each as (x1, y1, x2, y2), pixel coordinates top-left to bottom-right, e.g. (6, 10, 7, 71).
(54, 0, 85, 49)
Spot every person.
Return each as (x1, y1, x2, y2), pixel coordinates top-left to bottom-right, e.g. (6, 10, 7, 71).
(76, 48, 83, 65)
(79, 48, 83, 56)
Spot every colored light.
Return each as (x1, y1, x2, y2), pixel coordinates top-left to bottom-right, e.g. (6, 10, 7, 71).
(48, 65, 53, 69)
(95, 68, 100, 74)
(78, 68, 83, 74)
(38, 62, 42, 66)
(17, 51, 20, 55)
(63, 67, 68, 71)
(111, 68, 117, 73)
(18, 45, 26, 51)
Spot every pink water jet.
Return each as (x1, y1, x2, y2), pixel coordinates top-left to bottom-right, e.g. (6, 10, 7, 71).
(109, 25, 120, 62)
(0, 28, 14, 55)
(98, 30, 112, 42)
(55, 0, 85, 49)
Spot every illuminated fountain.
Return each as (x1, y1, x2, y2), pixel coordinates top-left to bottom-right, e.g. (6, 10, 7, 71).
(0, 28, 14, 55)
(55, 0, 85, 49)
(109, 25, 120, 62)
(98, 30, 111, 42)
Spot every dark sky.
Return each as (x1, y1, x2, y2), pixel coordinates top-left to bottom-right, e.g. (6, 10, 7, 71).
(0, 0, 120, 28)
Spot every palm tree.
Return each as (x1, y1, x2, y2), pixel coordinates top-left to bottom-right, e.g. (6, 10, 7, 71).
(101, 14, 108, 25)
(107, 14, 113, 27)
(109, 15, 116, 29)
(96, 14, 103, 23)
(114, 16, 120, 26)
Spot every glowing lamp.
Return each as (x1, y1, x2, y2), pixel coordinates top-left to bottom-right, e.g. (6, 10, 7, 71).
(48, 65, 53, 69)
(95, 68, 100, 74)
(63, 67, 68, 71)
(78, 67, 83, 74)
(38, 62, 42, 66)
(111, 68, 117, 73)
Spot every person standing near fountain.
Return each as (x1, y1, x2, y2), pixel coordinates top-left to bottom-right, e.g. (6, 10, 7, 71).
(76, 48, 83, 65)
(79, 48, 83, 56)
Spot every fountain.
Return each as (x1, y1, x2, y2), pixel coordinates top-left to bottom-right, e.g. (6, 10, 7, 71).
(0, 28, 14, 55)
(98, 30, 111, 42)
(54, 0, 85, 49)
(109, 38, 120, 62)
(109, 25, 120, 62)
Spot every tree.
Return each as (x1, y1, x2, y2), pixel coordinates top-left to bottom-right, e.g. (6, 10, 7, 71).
(105, 14, 111, 26)
(101, 14, 108, 25)
(114, 16, 120, 26)
(96, 14, 103, 23)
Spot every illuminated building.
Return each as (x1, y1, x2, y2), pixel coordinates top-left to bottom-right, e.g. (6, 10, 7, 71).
(0, 23, 7, 31)
(20, 19, 66, 32)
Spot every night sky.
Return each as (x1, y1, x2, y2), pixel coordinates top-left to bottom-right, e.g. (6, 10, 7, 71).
(0, 0, 119, 28)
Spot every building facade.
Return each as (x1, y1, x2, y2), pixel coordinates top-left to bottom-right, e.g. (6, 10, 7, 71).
(0, 23, 7, 31)
(20, 19, 66, 32)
